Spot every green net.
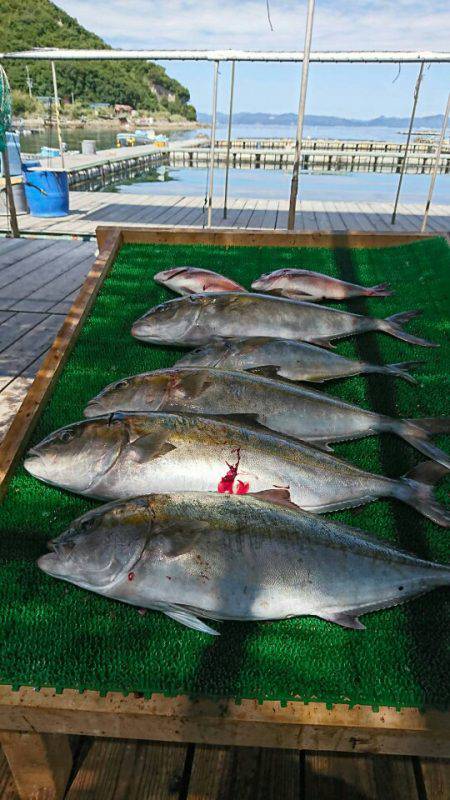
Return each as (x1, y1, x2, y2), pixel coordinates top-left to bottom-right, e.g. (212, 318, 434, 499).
(0, 65, 12, 152)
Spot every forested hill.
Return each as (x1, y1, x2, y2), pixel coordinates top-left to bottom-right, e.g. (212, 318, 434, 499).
(0, 0, 196, 119)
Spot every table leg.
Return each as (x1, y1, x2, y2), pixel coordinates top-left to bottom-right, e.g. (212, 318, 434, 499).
(0, 730, 72, 800)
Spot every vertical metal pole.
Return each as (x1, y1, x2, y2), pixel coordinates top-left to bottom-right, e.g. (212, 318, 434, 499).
(2, 147, 20, 238)
(421, 92, 450, 233)
(207, 60, 219, 228)
(391, 62, 425, 224)
(223, 60, 235, 220)
(25, 65, 33, 98)
(51, 61, 65, 170)
(287, 0, 315, 230)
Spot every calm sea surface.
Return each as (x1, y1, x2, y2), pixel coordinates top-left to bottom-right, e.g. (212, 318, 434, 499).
(20, 123, 448, 204)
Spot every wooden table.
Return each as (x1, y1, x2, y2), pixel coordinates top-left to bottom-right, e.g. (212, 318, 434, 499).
(0, 226, 448, 800)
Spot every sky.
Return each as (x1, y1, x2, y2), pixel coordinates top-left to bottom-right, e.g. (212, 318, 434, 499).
(57, 0, 450, 118)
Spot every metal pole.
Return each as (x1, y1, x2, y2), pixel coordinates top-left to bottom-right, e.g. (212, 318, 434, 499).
(2, 147, 20, 238)
(51, 61, 65, 169)
(391, 62, 425, 224)
(207, 60, 219, 228)
(421, 92, 450, 232)
(287, 0, 315, 230)
(223, 61, 235, 219)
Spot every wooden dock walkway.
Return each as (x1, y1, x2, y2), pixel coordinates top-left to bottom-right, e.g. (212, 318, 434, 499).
(0, 237, 448, 799)
(2, 192, 449, 239)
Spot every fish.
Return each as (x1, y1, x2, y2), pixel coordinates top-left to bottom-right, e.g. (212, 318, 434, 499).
(174, 337, 421, 384)
(84, 367, 450, 469)
(38, 491, 450, 635)
(154, 267, 246, 295)
(252, 269, 392, 301)
(24, 412, 450, 526)
(131, 293, 437, 349)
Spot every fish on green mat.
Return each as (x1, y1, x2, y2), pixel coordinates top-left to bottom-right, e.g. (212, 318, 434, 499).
(154, 266, 246, 295)
(84, 367, 450, 468)
(174, 337, 421, 384)
(251, 268, 393, 301)
(131, 293, 437, 348)
(38, 491, 450, 636)
(24, 412, 450, 527)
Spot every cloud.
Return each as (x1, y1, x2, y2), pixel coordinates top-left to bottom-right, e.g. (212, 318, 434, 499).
(57, 0, 450, 51)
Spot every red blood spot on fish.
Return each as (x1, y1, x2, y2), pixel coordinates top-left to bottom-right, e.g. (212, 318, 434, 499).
(137, 608, 147, 616)
(217, 449, 250, 494)
(128, 571, 135, 581)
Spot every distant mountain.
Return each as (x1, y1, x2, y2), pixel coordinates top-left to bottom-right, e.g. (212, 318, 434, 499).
(2, 0, 196, 119)
(197, 112, 444, 128)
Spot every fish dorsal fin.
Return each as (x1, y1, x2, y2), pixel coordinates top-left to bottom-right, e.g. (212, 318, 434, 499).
(250, 488, 301, 511)
(128, 431, 177, 462)
(179, 369, 214, 399)
(319, 611, 366, 630)
(163, 606, 220, 635)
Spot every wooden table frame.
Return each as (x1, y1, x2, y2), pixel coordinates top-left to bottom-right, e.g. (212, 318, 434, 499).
(0, 226, 448, 799)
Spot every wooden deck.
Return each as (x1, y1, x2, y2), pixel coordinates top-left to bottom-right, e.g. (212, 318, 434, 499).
(0, 236, 448, 798)
(0, 237, 95, 440)
(2, 192, 449, 239)
(1, 735, 448, 799)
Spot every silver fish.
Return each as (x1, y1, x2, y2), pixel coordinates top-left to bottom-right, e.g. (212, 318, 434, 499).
(131, 293, 436, 349)
(252, 269, 392, 301)
(154, 267, 246, 295)
(84, 367, 450, 468)
(24, 412, 450, 526)
(38, 491, 450, 635)
(174, 337, 420, 384)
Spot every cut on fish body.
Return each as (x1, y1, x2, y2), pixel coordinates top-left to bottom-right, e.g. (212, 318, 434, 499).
(252, 268, 393, 301)
(85, 367, 450, 469)
(24, 412, 450, 526)
(131, 293, 437, 349)
(174, 337, 421, 384)
(154, 267, 246, 296)
(38, 492, 450, 635)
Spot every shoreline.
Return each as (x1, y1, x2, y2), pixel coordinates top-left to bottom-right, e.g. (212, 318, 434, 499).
(13, 117, 205, 133)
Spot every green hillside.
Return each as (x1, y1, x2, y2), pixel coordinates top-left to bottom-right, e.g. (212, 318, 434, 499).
(0, 0, 196, 119)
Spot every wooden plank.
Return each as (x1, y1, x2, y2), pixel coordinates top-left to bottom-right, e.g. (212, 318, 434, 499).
(0, 315, 66, 385)
(0, 731, 72, 800)
(0, 227, 122, 499)
(0, 688, 448, 757)
(0, 312, 53, 353)
(304, 752, 419, 800)
(0, 376, 35, 443)
(0, 240, 83, 294)
(65, 738, 188, 799)
(416, 758, 450, 799)
(187, 745, 300, 799)
(0, 239, 57, 270)
(99, 225, 435, 252)
(11, 252, 95, 313)
(0, 746, 19, 799)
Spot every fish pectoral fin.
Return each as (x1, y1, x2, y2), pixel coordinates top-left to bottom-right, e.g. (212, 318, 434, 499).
(163, 606, 220, 636)
(301, 440, 334, 453)
(154, 522, 211, 557)
(308, 338, 336, 350)
(319, 611, 366, 630)
(179, 370, 214, 398)
(251, 488, 301, 511)
(281, 291, 319, 302)
(130, 433, 177, 462)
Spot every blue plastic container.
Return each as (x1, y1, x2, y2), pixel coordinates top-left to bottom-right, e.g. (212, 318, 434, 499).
(0, 132, 22, 177)
(23, 169, 69, 217)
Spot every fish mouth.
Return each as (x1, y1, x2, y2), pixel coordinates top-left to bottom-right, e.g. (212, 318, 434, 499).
(155, 268, 187, 281)
(37, 552, 65, 577)
(24, 448, 49, 480)
(131, 321, 148, 340)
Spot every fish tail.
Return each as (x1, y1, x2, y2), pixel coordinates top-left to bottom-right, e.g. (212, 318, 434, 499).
(397, 461, 450, 527)
(394, 417, 450, 469)
(377, 310, 438, 348)
(377, 360, 423, 384)
(366, 282, 393, 297)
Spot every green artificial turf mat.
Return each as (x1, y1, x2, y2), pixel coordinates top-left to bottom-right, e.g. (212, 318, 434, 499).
(0, 237, 449, 709)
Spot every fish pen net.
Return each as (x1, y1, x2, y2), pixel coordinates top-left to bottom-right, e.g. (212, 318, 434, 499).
(0, 237, 448, 709)
(0, 66, 12, 152)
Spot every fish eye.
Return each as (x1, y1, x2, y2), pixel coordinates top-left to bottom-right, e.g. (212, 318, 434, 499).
(59, 429, 75, 443)
(115, 380, 128, 389)
(80, 517, 96, 532)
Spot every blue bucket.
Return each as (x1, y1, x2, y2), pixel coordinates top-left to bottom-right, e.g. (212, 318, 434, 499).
(23, 169, 69, 217)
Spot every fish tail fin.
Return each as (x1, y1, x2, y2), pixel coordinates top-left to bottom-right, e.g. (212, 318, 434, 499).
(396, 460, 450, 527)
(366, 282, 393, 297)
(378, 360, 423, 384)
(377, 310, 438, 348)
(395, 418, 450, 468)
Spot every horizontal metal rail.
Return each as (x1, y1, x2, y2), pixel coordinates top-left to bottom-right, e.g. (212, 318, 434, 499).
(1, 49, 450, 63)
